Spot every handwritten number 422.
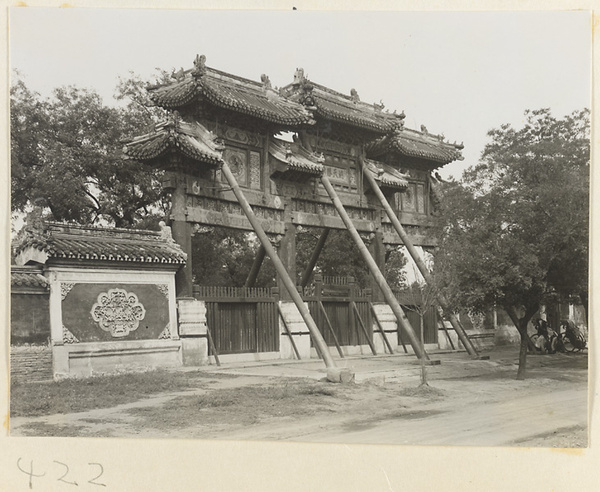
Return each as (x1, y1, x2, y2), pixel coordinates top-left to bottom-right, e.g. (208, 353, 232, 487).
(17, 458, 106, 489)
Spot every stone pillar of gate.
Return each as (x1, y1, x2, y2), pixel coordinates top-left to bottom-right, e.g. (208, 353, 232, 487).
(367, 231, 386, 302)
(165, 170, 193, 298)
(275, 224, 297, 301)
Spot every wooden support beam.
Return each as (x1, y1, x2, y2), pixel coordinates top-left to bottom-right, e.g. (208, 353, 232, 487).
(320, 174, 428, 360)
(370, 302, 395, 354)
(244, 245, 266, 288)
(300, 229, 330, 288)
(205, 325, 220, 367)
(351, 301, 377, 355)
(436, 307, 456, 350)
(318, 301, 345, 359)
(277, 305, 301, 360)
(220, 160, 336, 369)
(360, 156, 480, 358)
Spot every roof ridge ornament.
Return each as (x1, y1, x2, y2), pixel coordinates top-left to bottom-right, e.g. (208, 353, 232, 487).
(192, 54, 207, 77)
(171, 67, 186, 82)
(293, 67, 307, 85)
(159, 221, 175, 242)
(391, 110, 405, 132)
(261, 74, 272, 90)
(291, 68, 317, 108)
(420, 124, 428, 134)
(161, 110, 182, 134)
(350, 88, 360, 103)
(374, 100, 385, 112)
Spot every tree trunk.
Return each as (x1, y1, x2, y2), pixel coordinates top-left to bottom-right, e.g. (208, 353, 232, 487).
(419, 314, 427, 386)
(505, 304, 538, 380)
(579, 291, 589, 327)
(516, 319, 529, 380)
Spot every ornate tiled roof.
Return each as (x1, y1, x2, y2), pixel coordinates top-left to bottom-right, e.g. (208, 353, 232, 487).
(148, 55, 315, 127)
(14, 222, 187, 266)
(269, 139, 324, 180)
(123, 114, 224, 165)
(280, 68, 405, 134)
(367, 127, 464, 166)
(363, 159, 409, 191)
(11, 266, 49, 290)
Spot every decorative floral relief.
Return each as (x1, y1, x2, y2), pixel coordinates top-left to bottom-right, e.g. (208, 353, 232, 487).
(156, 284, 170, 299)
(61, 282, 76, 301)
(158, 323, 171, 340)
(90, 288, 146, 338)
(62, 325, 79, 344)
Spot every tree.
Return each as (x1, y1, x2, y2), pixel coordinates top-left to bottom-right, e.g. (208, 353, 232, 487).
(403, 280, 438, 386)
(296, 228, 407, 289)
(10, 72, 169, 228)
(192, 229, 276, 288)
(434, 109, 589, 379)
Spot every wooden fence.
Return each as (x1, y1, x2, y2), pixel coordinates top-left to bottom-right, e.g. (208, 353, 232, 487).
(303, 275, 373, 349)
(193, 286, 279, 355)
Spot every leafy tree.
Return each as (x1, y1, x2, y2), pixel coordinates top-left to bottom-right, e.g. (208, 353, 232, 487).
(434, 109, 589, 379)
(296, 228, 407, 290)
(191, 227, 408, 291)
(10, 72, 169, 228)
(192, 229, 276, 288)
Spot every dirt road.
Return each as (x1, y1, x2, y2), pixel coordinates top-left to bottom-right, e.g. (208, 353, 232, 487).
(10, 348, 588, 447)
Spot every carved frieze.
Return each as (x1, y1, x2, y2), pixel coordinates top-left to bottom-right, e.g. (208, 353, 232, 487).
(62, 325, 80, 344)
(225, 148, 247, 185)
(222, 127, 263, 148)
(158, 323, 171, 340)
(156, 284, 170, 299)
(61, 282, 76, 301)
(249, 151, 261, 190)
(309, 136, 357, 156)
(90, 288, 146, 338)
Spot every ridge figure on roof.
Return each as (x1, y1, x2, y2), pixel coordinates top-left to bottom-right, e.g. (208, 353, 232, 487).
(261, 74, 272, 90)
(192, 54, 207, 77)
(293, 67, 306, 84)
(172, 67, 186, 82)
(350, 88, 360, 103)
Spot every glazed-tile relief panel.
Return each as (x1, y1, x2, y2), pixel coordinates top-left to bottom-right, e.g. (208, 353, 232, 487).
(61, 283, 170, 342)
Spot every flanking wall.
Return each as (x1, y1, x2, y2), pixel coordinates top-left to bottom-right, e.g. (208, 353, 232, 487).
(47, 267, 182, 378)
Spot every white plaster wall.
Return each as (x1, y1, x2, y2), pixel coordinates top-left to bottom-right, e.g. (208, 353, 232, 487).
(372, 303, 400, 354)
(279, 301, 312, 360)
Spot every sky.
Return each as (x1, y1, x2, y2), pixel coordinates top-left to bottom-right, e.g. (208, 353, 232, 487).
(9, 7, 591, 179)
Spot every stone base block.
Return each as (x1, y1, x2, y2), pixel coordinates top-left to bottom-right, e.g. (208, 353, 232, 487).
(181, 337, 208, 366)
(326, 367, 355, 384)
(52, 339, 182, 378)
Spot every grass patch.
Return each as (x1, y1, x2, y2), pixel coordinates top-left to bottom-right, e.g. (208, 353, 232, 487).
(17, 422, 90, 437)
(128, 380, 342, 431)
(397, 385, 446, 399)
(10, 369, 226, 417)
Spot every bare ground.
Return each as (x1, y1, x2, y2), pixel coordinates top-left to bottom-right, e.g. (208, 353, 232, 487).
(9, 347, 588, 447)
